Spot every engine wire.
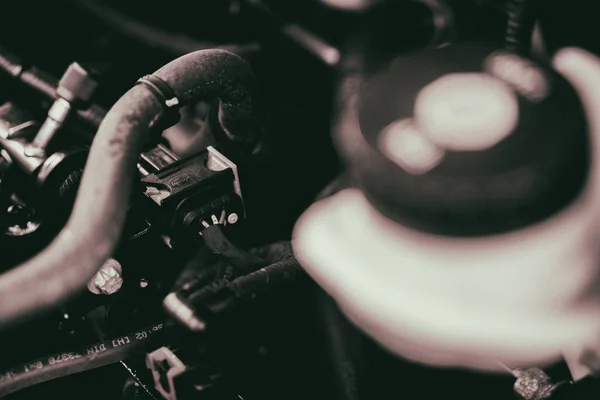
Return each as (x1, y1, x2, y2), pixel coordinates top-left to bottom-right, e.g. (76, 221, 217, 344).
(72, 0, 261, 57)
(0, 323, 164, 398)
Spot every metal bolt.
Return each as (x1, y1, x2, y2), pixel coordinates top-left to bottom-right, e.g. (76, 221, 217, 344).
(88, 258, 124, 295)
(512, 368, 562, 400)
(23, 144, 46, 158)
(5, 203, 41, 236)
(227, 213, 239, 224)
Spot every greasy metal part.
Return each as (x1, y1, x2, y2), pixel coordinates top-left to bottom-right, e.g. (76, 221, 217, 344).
(26, 62, 98, 157)
(55, 62, 98, 104)
(87, 258, 124, 295)
(0, 138, 44, 174)
(0, 138, 81, 193)
(35, 152, 68, 186)
(501, 366, 569, 400)
(26, 98, 72, 156)
(0, 49, 259, 330)
(0, 85, 161, 328)
(0, 103, 39, 140)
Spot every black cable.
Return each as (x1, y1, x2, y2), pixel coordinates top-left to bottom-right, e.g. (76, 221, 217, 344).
(226, 258, 303, 299)
(0, 323, 164, 398)
(171, 247, 221, 293)
(187, 263, 236, 303)
(72, 0, 260, 58)
(180, 222, 265, 303)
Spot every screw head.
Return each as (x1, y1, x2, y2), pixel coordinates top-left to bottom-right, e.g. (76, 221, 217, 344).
(227, 213, 239, 224)
(88, 258, 124, 295)
(57, 62, 98, 104)
(5, 204, 41, 236)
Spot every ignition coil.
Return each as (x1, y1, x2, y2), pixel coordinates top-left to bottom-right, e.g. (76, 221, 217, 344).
(139, 145, 245, 244)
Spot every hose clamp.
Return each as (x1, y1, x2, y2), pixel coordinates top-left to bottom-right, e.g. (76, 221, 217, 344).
(136, 74, 180, 109)
(136, 75, 182, 137)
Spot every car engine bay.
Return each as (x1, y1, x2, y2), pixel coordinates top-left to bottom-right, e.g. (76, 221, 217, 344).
(0, 1, 599, 399)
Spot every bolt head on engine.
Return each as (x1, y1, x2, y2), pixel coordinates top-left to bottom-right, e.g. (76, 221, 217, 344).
(88, 258, 124, 295)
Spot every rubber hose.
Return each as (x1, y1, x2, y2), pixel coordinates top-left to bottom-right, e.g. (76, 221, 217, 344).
(226, 258, 303, 299)
(0, 322, 164, 398)
(153, 49, 259, 150)
(0, 49, 259, 330)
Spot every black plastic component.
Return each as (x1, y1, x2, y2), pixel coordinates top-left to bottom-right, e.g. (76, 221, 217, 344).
(139, 144, 179, 174)
(147, 346, 230, 400)
(36, 147, 89, 206)
(548, 376, 600, 399)
(335, 42, 589, 236)
(200, 225, 264, 272)
(140, 149, 244, 239)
